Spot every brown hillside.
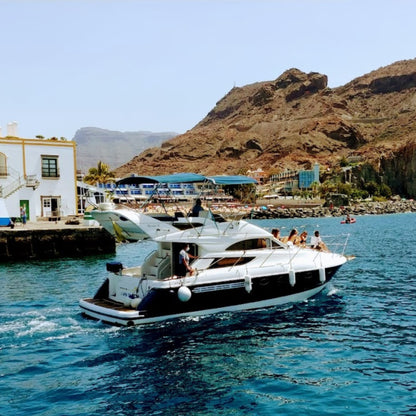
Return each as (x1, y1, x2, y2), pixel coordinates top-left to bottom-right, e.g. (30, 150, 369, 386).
(115, 58, 416, 178)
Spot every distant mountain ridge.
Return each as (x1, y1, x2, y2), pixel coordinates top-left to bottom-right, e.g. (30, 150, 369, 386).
(74, 127, 177, 171)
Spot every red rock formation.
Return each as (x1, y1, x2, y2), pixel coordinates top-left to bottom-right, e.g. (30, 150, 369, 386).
(115, 59, 416, 194)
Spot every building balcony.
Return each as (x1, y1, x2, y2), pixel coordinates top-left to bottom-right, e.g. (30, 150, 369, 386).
(26, 175, 40, 189)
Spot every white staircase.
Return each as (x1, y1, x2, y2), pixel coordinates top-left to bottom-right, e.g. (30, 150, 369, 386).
(0, 167, 39, 198)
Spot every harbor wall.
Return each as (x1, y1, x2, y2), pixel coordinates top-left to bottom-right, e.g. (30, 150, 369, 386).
(0, 228, 115, 261)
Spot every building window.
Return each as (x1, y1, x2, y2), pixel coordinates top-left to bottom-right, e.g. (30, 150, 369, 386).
(0, 153, 7, 177)
(41, 156, 59, 178)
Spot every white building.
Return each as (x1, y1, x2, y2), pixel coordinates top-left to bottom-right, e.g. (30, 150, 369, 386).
(0, 136, 78, 221)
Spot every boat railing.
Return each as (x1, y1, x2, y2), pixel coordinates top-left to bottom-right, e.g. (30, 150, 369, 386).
(321, 233, 350, 255)
(141, 250, 158, 275)
(263, 233, 351, 267)
(157, 256, 172, 279)
(284, 233, 350, 257)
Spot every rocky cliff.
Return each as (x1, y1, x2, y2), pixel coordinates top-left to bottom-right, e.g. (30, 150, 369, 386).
(114, 58, 416, 195)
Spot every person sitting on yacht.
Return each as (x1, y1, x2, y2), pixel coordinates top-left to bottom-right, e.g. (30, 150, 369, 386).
(297, 231, 308, 247)
(271, 228, 281, 240)
(190, 198, 204, 217)
(282, 229, 298, 245)
(310, 230, 328, 251)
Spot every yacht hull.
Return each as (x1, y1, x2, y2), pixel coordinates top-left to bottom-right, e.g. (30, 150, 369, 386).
(79, 266, 340, 326)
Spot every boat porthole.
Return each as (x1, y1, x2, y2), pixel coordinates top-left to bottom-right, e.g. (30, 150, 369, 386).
(127, 320, 134, 327)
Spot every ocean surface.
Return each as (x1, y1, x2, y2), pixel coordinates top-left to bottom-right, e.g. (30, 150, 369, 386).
(1, 213, 416, 415)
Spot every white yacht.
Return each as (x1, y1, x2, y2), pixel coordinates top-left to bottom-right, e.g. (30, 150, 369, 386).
(79, 213, 349, 326)
(89, 173, 252, 242)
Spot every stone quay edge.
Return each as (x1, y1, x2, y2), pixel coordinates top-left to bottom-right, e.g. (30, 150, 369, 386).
(0, 222, 115, 261)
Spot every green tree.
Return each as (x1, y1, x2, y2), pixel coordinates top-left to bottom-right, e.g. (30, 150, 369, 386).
(83, 161, 115, 185)
(379, 183, 392, 198)
(351, 188, 369, 200)
(319, 180, 338, 198)
(225, 183, 256, 203)
(337, 182, 353, 196)
(365, 181, 378, 196)
(310, 181, 320, 197)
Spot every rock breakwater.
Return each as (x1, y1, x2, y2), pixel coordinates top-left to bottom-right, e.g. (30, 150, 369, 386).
(246, 200, 416, 220)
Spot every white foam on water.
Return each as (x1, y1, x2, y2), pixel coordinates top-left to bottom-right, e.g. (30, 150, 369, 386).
(18, 318, 58, 337)
(326, 284, 340, 296)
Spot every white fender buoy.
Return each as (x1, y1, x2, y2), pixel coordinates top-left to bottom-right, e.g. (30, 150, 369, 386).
(289, 269, 296, 286)
(244, 274, 252, 293)
(130, 297, 141, 309)
(178, 286, 192, 302)
(319, 268, 326, 283)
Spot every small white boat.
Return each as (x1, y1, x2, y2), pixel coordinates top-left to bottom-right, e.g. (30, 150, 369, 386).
(90, 203, 178, 242)
(89, 173, 252, 242)
(79, 214, 348, 326)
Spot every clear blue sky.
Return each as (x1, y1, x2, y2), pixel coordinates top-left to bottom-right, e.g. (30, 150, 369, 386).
(1, 0, 415, 140)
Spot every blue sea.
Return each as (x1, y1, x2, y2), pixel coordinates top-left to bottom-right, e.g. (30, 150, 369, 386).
(1, 213, 416, 415)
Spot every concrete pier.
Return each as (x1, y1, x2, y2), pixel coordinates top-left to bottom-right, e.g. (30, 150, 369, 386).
(0, 220, 115, 261)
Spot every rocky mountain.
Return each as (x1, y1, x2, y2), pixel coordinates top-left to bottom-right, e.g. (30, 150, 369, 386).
(114, 58, 416, 196)
(74, 127, 177, 171)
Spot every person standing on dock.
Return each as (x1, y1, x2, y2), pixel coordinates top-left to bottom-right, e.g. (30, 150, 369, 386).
(20, 205, 27, 225)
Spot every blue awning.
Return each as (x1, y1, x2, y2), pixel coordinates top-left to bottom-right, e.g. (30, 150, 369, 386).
(116, 173, 257, 186)
(154, 173, 207, 184)
(206, 175, 257, 185)
(116, 173, 206, 186)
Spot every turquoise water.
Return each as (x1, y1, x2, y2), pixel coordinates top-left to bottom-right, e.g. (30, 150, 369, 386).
(1, 214, 416, 415)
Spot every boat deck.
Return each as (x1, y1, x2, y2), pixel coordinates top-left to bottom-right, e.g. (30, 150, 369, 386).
(82, 298, 135, 312)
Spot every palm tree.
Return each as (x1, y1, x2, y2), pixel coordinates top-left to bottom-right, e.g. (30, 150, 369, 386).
(83, 161, 115, 185)
(310, 181, 320, 198)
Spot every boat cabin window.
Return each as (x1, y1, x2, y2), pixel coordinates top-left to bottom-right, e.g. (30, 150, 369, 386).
(271, 240, 284, 249)
(173, 221, 205, 230)
(207, 257, 255, 269)
(226, 238, 270, 251)
(226, 238, 284, 251)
